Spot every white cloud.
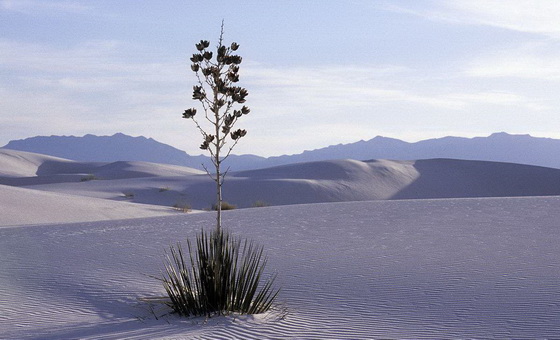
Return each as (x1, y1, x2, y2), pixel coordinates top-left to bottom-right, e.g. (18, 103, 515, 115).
(387, 0, 560, 37)
(0, 37, 556, 157)
(245, 64, 542, 112)
(0, 39, 191, 149)
(443, 0, 560, 36)
(0, 0, 91, 14)
(0, 40, 128, 74)
(221, 62, 552, 156)
(465, 46, 560, 80)
(382, 1, 560, 86)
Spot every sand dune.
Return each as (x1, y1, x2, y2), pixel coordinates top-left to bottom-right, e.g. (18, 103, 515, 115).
(394, 158, 560, 199)
(0, 148, 77, 177)
(1, 196, 560, 338)
(0, 149, 203, 185)
(3, 149, 560, 226)
(23, 155, 560, 211)
(3, 158, 420, 209)
(227, 159, 420, 206)
(92, 161, 204, 179)
(0, 184, 178, 227)
(2, 149, 560, 337)
(228, 157, 560, 205)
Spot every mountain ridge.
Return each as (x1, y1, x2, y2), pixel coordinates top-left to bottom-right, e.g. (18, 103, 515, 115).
(3, 132, 560, 171)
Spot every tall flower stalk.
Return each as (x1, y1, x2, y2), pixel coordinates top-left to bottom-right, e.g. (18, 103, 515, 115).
(153, 23, 279, 318)
(182, 22, 249, 232)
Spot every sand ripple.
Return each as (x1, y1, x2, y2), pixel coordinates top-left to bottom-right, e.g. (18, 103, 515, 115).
(1, 197, 560, 338)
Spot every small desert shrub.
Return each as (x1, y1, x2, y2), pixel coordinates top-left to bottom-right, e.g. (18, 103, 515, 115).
(123, 191, 135, 199)
(80, 174, 97, 182)
(212, 201, 236, 211)
(172, 202, 191, 213)
(252, 200, 269, 208)
(154, 229, 279, 317)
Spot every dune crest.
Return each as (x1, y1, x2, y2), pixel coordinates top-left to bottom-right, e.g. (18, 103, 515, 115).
(0, 184, 177, 227)
(0, 149, 74, 177)
(3, 149, 560, 226)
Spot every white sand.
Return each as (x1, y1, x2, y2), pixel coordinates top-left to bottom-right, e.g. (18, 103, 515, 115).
(2, 149, 560, 337)
(0, 149, 204, 226)
(1, 196, 560, 338)
(0, 184, 178, 227)
(2, 148, 560, 227)
(0, 148, 76, 177)
(3, 149, 559, 218)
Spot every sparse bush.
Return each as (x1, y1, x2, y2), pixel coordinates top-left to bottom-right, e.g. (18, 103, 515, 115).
(80, 174, 97, 182)
(172, 202, 191, 213)
(123, 191, 135, 199)
(155, 229, 279, 317)
(252, 200, 269, 208)
(212, 201, 236, 211)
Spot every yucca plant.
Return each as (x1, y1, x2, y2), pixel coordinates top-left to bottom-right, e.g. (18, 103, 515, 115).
(156, 228, 279, 317)
(150, 23, 279, 318)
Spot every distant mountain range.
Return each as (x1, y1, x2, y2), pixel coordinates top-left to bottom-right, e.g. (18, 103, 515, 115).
(3, 132, 560, 170)
(1, 133, 263, 171)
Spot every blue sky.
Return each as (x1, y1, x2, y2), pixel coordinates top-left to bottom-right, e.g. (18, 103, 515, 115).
(2, 1, 560, 157)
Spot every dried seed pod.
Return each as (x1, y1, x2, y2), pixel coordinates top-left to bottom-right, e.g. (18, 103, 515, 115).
(182, 108, 197, 119)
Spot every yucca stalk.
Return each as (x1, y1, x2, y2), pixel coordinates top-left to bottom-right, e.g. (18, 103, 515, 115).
(156, 229, 279, 317)
(182, 22, 249, 232)
(156, 23, 279, 319)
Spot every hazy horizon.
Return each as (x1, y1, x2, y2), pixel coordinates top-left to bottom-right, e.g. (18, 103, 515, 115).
(2, 1, 560, 157)
(2, 130, 551, 159)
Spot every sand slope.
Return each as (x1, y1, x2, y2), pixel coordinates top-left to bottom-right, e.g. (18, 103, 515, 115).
(19, 156, 560, 211)
(0, 148, 78, 177)
(0, 148, 203, 186)
(0, 184, 178, 227)
(2, 149, 560, 337)
(0, 150, 206, 225)
(1, 196, 560, 338)
(227, 159, 420, 205)
(3, 149, 560, 226)
(394, 158, 560, 199)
